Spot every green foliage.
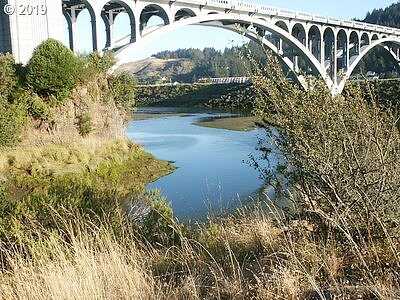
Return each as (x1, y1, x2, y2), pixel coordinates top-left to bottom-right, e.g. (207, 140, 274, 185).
(136, 82, 255, 111)
(0, 101, 27, 148)
(0, 54, 18, 101)
(86, 52, 116, 73)
(76, 113, 93, 137)
(0, 141, 174, 243)
(141, 190, 182, 245)
(15, 89, 51, 121)
(108, 72, 136, 110)
(152, 41, 266, 83)
(253, 55, 400, 238)
(26, 39, 83, 102)
(78, 52, 116, 82)
(362, 2, 400, 28)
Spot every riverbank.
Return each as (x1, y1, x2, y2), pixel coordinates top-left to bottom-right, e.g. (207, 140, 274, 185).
(195, 115, 258, 131)
(0, 41, 176, 246)
(133, 108, 259, 131)
(136, 82, 256, 111)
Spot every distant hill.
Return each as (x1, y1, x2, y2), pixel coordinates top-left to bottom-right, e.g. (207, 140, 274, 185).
(118, 57, 195, 84)
(118, 42, 265, 84)
(355, 2, 400, 75)
(362, 2, 400, 28)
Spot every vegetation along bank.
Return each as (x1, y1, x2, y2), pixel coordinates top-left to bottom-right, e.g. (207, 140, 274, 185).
(0, 38, 398, 299)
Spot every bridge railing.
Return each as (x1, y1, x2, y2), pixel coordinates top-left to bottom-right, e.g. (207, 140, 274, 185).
(176, 0, 400, 36)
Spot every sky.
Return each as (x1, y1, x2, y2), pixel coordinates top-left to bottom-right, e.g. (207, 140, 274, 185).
(63, 0, 398, 61)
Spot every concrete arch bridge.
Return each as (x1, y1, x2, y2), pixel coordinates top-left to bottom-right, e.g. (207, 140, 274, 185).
(2, 0, 400, 95)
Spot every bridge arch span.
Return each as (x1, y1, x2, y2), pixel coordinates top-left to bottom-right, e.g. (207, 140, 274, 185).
(203, 22, 309, 89)
(63, 0, 99, 51)
(114, 14, 333, 89)
(337, 37, 400, 94)
(174, 8, 197, 21)
(349, 31, 360, 56)
(361, 32, 370, 47)
(308, 25, 322, 61)
(275, 20, 289, 32)
(101, 0, 136, 47)
(291, 23, 307, 46)
(139, 4, 171, 34)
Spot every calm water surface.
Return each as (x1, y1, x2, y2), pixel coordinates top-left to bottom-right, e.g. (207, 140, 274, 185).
(127, 108, 273, 220)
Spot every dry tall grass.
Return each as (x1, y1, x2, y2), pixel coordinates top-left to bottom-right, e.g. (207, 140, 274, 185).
(0, 56, 399, 299)
(0, 202, 398, 299)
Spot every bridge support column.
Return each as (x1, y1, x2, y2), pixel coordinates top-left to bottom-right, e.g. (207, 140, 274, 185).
(333, 35, 338, 85)
(103, 11, 115, 49)
(134, 10, 142, 42)
(320, 38, 325, 66)
(346, 37, 350, 71)
(91, 11, 102, 52)
(70, 8, 79, 52)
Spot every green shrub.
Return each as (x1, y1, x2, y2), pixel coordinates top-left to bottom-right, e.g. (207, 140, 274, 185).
(11, 89, 51, 121)
(0, 54, 18, 101)
(26, 39, 83, 103)
(108, 72, 136, 110)
(78, 52, 116, 83)
(86, 52, 115, 73)
(76, 113, 93, 137)
(0, 101, 27, 148)
(253, 55, 400, 238)
(141, 190, 182, 245)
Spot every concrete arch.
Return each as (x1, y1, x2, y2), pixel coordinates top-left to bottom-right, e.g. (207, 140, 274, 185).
(349, 31, 359, 56)
(62, 0, 99, 51)
(175, 8, 196, 21)
(275, 20, 289, 32)
(337, 37, 400, 93)
(308, 25, 322, 61)
(323, 27, 336, 77)
(139, 4, 170, 33)
(101, 0, 136, 47)
(63, 11, 74, 50)
(204, 23, 308, 89)
(337, 29, 348, 70)
(361, 32, 370, 47)
(114, 14, 333, 89)
(291, 23, 307, 45)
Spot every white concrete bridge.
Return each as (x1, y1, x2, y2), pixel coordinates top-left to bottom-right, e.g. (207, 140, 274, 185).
(1, 0, 400, 95)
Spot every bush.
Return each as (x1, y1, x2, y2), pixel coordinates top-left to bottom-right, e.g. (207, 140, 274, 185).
(0, 101, 27, 148)
(26, 39, 83, 103)
(86, 52, 115, 73)
(0, 54, 18, 101)
(11, 89, 51, 121)
(76, 113, 93, 137)
(252, 55, 400, 238)
(78, 52, 116, 83)
(108, 72, 136, 110)
(141, 190, 182, 245)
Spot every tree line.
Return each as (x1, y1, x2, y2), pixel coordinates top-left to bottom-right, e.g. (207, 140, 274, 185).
(153, 41, 266, 82)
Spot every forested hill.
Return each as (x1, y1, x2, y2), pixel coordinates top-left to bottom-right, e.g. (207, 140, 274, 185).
(119, 42, 266, 84)
(153, 42, 266, 80)
(362, 2, 400, 28)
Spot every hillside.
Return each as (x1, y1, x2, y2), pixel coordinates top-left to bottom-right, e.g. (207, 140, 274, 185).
(362, 2, 400, 28)
(118, 57, 195, 84)
(118, 42, 265, 84)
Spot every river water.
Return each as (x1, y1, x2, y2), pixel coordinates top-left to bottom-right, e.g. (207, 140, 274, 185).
(127, 108, 273, 220)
